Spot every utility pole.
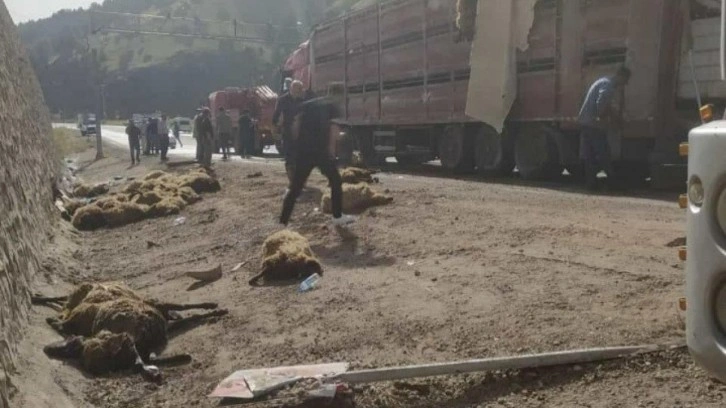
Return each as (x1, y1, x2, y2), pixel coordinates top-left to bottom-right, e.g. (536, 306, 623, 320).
(91, 48, 104, 160)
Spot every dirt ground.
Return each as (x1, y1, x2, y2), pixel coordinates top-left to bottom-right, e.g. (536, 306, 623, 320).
(14, 144, 726, 408)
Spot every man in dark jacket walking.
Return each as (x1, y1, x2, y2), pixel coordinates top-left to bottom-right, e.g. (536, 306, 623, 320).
(280, 84, 355, 226)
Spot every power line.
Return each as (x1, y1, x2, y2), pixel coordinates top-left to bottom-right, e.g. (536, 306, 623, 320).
(89, 10, 304, 45)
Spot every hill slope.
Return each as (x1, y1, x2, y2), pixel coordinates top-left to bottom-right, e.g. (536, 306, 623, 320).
(19, 0, 348, 118)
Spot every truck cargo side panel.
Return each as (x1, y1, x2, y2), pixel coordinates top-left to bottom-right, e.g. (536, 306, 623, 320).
(381, 42, 425, 81)
(347, 51, 379, 84)
(583, 0, 629, 49)
(426, 0, 453, 28)
(517, 72, 557, 119)
(314, 23, 344, 59)
(380, 0, 422, 43)
(426, 81, 456, 121)
(557, 0, 585, 121)
(514, 1, 557, 120)
(347, 93, 379, 123)
(427, 34, 471, 75)
(621, 0, 661, 139)
(346, 9, 378, 51)
(314, 60, 345, 95)
(381, 87, 425, 123)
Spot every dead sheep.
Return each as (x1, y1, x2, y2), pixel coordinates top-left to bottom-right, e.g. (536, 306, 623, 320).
(143, 170, 168, 181)
(341, 167, 378, 184)
(73, 182, 109, 198)
(72, 205, 107, 230)
(176, 186, 201, 204)
(249, 230, 322, 286)
(103, 202, 148, 227)
(62, 198, 87, 216)
(63, 282, 141, 315)
(148, 196, 187, 217)
(132, 190, 164, 206)
(69, 169, 218, 230)
(321, 183, 393, 214)
(41, 282, 227, 381)
(122, 180, 143, 194)
(177, 172, 221, 194)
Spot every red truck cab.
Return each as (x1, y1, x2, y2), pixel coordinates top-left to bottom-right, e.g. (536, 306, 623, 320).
(208, 86, 279, 154)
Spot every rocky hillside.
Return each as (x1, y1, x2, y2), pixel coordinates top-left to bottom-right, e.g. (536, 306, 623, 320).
(17, 0, 359, 119)
(0, 3, 57, 407)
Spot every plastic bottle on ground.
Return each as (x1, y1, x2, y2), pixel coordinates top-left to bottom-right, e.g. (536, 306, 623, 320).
(298, 273, 321, 293)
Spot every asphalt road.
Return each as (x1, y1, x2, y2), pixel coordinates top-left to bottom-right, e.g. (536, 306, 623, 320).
(55, 123, 280, 163)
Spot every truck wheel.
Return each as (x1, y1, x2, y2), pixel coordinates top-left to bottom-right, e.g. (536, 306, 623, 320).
(395, 155, 427, 167)
(337, 135, 354, 166)
(275, 141, 285, 156)
(439, 125, 474, 173)
(514, 126, 562, 180)
(355, 128, 381, 167)
(474, 125, 514, 176)
(609, 162, 649, 188)
(565, 164, 585, 181)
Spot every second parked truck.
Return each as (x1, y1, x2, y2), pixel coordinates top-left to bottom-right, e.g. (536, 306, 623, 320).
(283, 0, 723, 186)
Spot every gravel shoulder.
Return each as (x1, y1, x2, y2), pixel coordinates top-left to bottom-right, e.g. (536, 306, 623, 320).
(18, 144, 726, 408)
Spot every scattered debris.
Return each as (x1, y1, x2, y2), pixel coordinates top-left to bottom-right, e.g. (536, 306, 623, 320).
(147, 240, 161, 249)
(247, 171, 264, 179)
(209, 363, 350, 400)
(184, 264, 223, 283)
(231, 262, 248, 272)
(322, 183, 393, 214)
(40, 282, 228, 381)
(173, 216, 187, 226)
(298, 273, 321, 293)
(249, 230, 323, 286)
(666, 237, 686, 248)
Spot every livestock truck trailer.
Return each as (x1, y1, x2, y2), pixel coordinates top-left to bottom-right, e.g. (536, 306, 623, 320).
(283, 0, 726, 186)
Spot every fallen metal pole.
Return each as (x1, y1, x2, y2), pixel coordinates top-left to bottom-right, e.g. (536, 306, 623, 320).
(332, 344, 674, 384)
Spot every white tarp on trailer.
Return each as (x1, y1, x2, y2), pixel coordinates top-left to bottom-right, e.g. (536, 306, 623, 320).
(465, 0, 537, 132)
(679, 17, 726, 99)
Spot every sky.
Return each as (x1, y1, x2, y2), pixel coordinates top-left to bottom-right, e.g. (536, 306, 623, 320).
(5, 0, 96, 23)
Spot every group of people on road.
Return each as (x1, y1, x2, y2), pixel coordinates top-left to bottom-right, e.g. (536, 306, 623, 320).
(125, 114, 185, 166)
(189, 106, 257, 167)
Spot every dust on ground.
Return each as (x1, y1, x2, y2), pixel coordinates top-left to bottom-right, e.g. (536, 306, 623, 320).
(15, 144, 726, 408)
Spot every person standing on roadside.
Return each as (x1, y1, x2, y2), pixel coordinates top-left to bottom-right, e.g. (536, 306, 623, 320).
(172, 119, 183, 148)
(145, 117, 159, 156)
(199, 108, 215, 168)
(158, 114, 170, 162)
(280, 83, 356, 226)
(192, 109, 203, 162)
(215, 107, 233, 161)
(238, 109, 254, 158)
(125, 119, 141, 165)
(578, 66, 631, 190)
(273, 80, 305, 186)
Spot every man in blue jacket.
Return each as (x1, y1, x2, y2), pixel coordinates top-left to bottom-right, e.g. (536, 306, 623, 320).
(578, 66, 631, 190)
